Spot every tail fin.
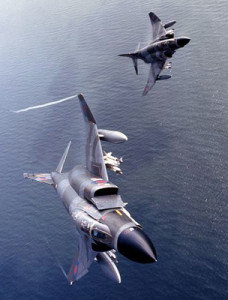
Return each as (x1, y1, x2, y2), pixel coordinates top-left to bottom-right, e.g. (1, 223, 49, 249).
(56, 141, 71, 173)
(118, 53, 138, 75)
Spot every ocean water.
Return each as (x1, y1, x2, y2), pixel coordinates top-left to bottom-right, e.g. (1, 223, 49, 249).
(0, 0, 227, 299)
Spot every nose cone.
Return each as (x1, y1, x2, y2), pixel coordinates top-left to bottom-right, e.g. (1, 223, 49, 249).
(177, 37, 191, 47)
(117, 131, 128, 143)
(117, 227, 157, 263)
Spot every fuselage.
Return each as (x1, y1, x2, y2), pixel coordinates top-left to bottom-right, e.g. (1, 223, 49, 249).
(136, 36, 190, 63)
(51, 165, 157, 263)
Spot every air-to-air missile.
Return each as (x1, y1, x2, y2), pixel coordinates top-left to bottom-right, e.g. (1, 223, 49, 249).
(103, 151, 123, 175)
(119, 11, 190, 95)
(24, 94, 157, 284)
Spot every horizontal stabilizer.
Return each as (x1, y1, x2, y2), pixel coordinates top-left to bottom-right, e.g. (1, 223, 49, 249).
(118, 53, 134, 58)
(23, 173, 53, 185)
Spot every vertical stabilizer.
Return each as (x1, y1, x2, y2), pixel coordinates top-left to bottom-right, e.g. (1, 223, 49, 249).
(118, 53, 139, 75)
(56, 141, 71, 173)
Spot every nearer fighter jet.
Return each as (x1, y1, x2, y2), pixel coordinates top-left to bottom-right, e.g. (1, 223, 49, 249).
(119, 12, 190, 95)
(24, 94, 157, 284)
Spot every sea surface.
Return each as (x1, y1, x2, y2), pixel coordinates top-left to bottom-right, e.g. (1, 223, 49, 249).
(0, 1, 227, 299)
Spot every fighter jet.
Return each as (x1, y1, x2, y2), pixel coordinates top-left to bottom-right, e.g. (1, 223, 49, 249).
(119, 12, 191, 95)
(24, 94, 157, 284)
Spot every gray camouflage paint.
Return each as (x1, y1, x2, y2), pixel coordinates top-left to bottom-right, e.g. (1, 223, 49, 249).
(119, 12, 190, 95)
(24, 94, 157, 284)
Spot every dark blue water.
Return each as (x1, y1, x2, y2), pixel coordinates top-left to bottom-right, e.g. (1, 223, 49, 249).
(0, 1, 227, 299)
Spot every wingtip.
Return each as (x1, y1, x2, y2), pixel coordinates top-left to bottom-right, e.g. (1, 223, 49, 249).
(142, 89, 148, 96)
(78, 94, 96, 124)
(148, 11, 160, 22)
(78, 93, 85, 101)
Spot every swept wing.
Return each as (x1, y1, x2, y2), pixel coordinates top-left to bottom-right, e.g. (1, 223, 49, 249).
(143, 60, 166, 96)
(78, 94, 108, 181)
(149, 12, 168, 42)
(68, 232, 97, 284)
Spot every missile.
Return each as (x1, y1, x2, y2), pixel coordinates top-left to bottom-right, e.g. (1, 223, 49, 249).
(157, 75, 172, 81)
(103, 151, 123, 164)
(105, 163, 123, 174)
(164, 62, 172, 70)
(104, 159, 120, 167)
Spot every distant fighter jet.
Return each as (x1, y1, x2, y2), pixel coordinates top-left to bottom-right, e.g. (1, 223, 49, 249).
(24, 94, 157, 284)
(119, 12, 191, 95)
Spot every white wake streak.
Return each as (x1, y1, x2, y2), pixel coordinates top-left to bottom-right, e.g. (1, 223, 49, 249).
(12, 94, 77, 113)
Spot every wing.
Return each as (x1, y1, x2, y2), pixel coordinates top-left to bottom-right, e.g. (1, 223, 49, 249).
(149, 12, 167, 42)
(142, 60, 166, 96)
(23, 173, 53, 185)
(78, 94, 108, 181)
(68, 233, 97, 284)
